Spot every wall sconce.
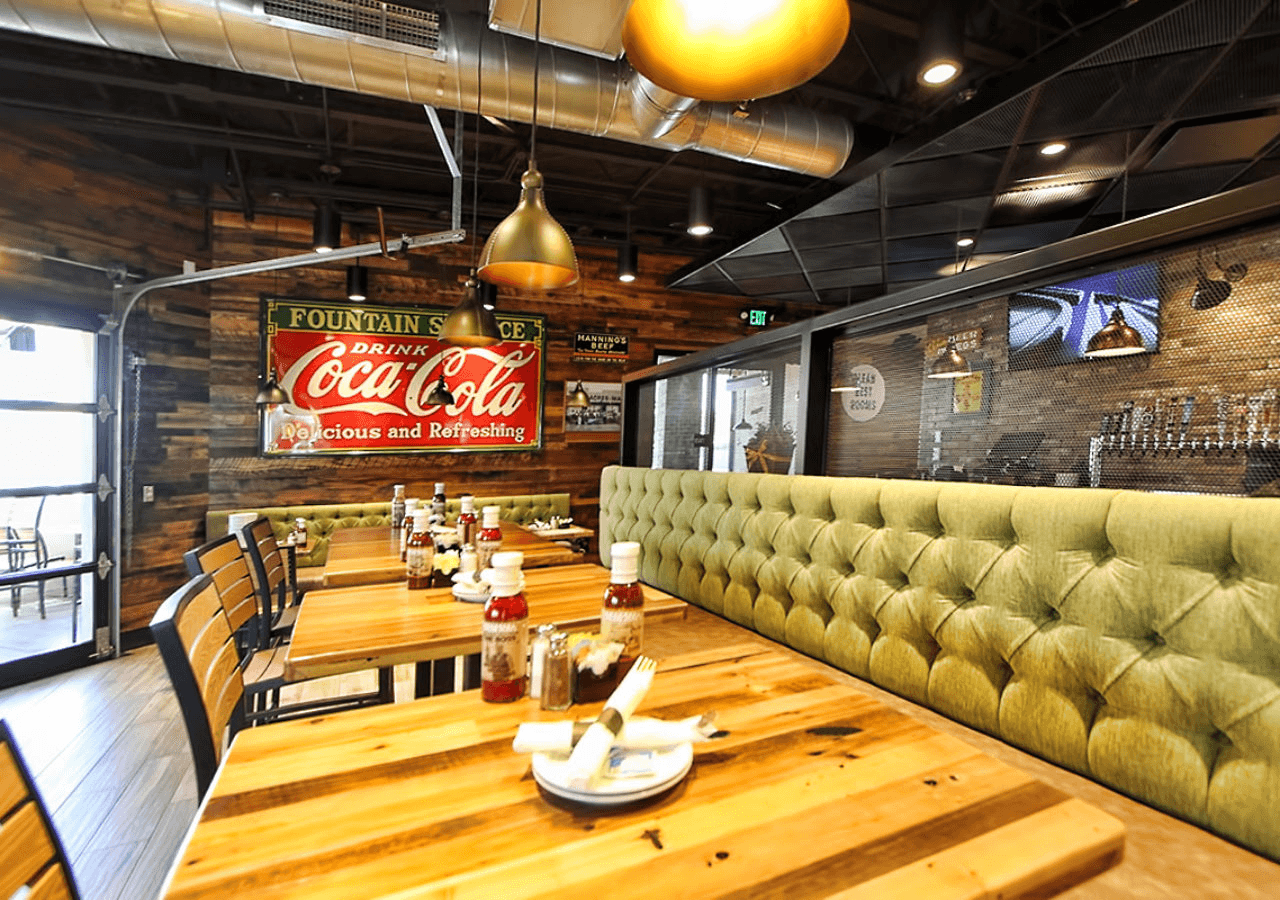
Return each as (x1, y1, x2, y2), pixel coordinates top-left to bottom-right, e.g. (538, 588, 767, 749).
(926, 336, 971, 378)
(425, 372, 455, 406)
(346, 264, 368, 301)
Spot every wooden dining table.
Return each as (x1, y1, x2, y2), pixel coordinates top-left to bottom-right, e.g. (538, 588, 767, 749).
(163, 617, 1125, 900)
(321, 522, 581, 588)
(286, 562, 688, 695)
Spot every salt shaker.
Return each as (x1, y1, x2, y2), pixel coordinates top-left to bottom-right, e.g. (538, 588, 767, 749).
(529, 623, 556, 702)
(541, 632, 572, 711)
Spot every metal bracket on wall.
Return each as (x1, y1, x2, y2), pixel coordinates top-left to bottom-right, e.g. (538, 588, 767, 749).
(97, 394, 115, 422)
(97, 474, 115, 502)
(93, 626, 113, 660)
(97, 552, 114, 580)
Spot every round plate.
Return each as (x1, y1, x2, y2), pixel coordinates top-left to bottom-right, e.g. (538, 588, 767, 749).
(451, 583, 489, 603)
(531, 741, 693, 806)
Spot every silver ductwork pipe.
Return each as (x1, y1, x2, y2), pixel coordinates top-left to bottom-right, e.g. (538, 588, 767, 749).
(0, 1, 853, 177)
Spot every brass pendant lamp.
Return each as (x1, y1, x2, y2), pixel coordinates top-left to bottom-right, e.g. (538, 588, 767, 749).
(926, 336, 972, 379)
(621, 0, 850, 102)
(477, 0, 578, 291)
(1084, 307, 1145, 358)
(567, 381, 591, 408)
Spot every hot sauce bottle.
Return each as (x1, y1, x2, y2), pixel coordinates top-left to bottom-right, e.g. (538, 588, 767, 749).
(430, 482, 447, 527)
(406, 512, 435, 589)
(601, 541, 644, 674)
(475, 504, 503, 572)
(400, 498, 419, 561)
(481, 551, 528, 703)
(456, 493, 477, 547)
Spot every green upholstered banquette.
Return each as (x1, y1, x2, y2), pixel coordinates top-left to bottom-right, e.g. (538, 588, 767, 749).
(206, 493, 571, 568)
(599, 466, 1280, 860)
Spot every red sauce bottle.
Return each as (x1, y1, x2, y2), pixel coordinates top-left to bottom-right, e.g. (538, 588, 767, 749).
(475, 504, 503, 572)
(601, 541, 644, 674)
(481, 550, 528, 702)
(406, 512, 435, 589)
(456, 493, 477, 548)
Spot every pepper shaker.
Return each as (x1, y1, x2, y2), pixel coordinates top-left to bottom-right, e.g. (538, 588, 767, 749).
(541, 632, 573, 711)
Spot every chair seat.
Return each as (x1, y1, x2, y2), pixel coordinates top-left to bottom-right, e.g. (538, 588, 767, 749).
(242, 644, 287, 691)
(271, 604, 299, 637)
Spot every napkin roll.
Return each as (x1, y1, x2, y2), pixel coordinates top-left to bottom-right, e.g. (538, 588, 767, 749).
(561, 657, 656, 790)
(513, 714, 716, 754)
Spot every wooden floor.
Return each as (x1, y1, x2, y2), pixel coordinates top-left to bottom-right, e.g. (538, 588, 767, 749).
(2, 609, 1279, 899)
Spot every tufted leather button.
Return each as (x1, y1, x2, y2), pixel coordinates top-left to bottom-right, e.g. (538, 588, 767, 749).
(1148, 632, 1164, 647)
(1044, 607, 1060, 621)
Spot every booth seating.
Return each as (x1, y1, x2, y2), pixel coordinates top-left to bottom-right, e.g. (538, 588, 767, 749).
(207, 493, 571, 591)
(599, 465, 1280, 861)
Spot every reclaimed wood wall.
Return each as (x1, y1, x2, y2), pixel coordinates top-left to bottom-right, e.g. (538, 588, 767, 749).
(0, 124, 212, 635)
(206, 211, 764, 557)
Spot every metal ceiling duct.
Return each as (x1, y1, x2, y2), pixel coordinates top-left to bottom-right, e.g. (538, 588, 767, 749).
(0, 0, 854, 178)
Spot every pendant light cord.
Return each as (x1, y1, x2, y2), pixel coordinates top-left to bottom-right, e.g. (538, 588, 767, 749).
(471, 27, 484, 270)
(530, 0, 541, 168)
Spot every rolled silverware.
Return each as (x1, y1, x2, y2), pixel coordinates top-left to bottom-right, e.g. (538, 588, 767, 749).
(513, 713, 716, 754)
(562, 656, 657, 789)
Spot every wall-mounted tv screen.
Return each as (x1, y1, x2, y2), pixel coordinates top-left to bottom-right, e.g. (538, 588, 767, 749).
(1008, 262, 1159, 370)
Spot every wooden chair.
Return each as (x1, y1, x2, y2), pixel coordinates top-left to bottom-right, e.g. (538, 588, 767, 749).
(149, 574, 247, 798)
(239, 517, 300, 645)
(0, 719, 81, 900)
(182, 536, 391, 722)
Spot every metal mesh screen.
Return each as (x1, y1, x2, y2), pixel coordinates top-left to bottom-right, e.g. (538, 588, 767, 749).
(263, 0, 442, 53)
(825, 221, 1280, 496)
(633, 341, 803, 475)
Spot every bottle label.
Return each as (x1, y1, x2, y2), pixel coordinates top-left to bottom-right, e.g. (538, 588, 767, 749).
(601, 607, 644, 656)
(482, 618, 528, 686)
(406, 546, 431, 577)
(475, 538, 502, 572)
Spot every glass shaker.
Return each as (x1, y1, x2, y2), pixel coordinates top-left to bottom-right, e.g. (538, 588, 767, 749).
(541, 632, 573, 711)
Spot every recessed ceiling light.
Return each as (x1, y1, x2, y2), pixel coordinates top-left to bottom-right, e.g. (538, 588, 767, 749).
(1040, 142, 1068, 156)
(956, 237, 974, 248)
(920, 61, 960, 86)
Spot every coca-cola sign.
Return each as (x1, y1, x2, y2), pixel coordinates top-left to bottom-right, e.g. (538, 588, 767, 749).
(260, 298, 545, 455)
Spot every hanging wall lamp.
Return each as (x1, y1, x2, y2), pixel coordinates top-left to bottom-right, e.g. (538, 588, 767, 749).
(312, 202, 341, 253)
(621, 0, 850, 102)
(425, 372, 455, 406)
(687, 185, 713, 236)
(926, 336, 972, 378)
(346, 264, 368, 301)
(917, 0, 965, 86)
(478, 0, 578, 291)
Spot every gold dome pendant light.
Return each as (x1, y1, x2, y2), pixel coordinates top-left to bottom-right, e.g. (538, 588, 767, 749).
(622, 0, 851, 102)
(477, 0, 578, 291)
(926, 336, 972, 379)
(1084, 307, 1145, 357)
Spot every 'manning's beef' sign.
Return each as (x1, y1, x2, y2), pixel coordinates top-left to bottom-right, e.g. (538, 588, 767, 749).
(261, 298, 545, 455)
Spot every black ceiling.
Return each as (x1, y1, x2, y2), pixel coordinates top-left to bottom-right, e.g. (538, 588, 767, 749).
(1, 1, 1276, 304)
(672, 0, 1280, 305)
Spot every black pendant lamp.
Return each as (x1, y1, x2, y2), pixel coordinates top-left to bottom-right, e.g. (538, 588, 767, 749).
(346, 264, 368, 301)
(425, 372, 455, 406)
(687, 185, 713, 236)
(255, 372, 287, 406)
(312, 202, 341, 253)
(617, 242, 639, 283)
(926, 336, 971, 379)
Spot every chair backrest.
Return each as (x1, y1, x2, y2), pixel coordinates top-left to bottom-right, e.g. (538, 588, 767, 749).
(150, 573, 245, 799)
(184, 532, 261, 640)
(240, 517, 292, 623)
(0, 719, 81, 900)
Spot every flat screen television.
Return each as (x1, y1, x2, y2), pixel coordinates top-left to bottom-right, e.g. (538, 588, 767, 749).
(1008, 262, 1160, 370)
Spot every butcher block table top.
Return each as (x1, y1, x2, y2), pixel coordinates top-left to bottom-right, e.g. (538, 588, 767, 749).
(322, 522, 580, 588)
(164, 640, 1125, 900)
(285, 562, 687, 682)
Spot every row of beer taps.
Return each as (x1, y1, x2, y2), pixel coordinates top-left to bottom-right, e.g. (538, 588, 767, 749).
(1096, 391, 1279, 453)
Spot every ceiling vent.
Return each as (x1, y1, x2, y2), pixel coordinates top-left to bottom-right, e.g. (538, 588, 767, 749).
(262, 0, 443, 56)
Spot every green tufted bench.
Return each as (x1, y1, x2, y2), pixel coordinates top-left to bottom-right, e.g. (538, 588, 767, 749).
(599, 465, 1280, 861)
(206, 493, 571, 589)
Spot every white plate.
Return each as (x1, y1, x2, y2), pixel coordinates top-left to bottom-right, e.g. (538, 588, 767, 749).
(531, 741, 693, 806)
(451, 583, 489, 603)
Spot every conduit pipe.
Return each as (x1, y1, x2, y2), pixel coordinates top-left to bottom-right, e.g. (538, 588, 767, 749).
(0, 2, 853, 177)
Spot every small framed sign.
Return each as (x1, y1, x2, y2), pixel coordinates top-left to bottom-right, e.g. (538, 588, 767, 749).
(573, 332, 629, 364)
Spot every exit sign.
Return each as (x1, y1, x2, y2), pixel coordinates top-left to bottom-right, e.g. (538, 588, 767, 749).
(741, 308, 774, 327)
